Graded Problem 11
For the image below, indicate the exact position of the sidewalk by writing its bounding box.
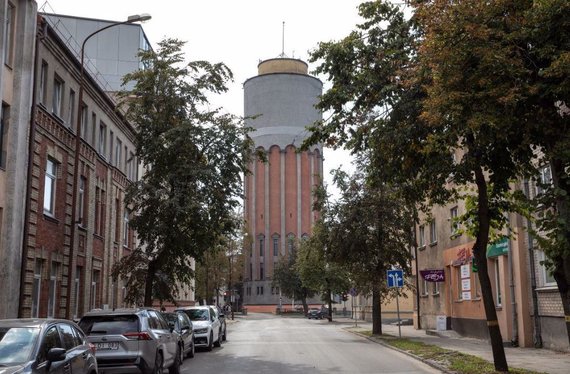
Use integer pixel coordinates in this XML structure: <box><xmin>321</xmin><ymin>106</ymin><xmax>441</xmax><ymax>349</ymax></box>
<box><xmin>334</xmin><ymin>317</ymin><xmax>570</xmax><ymax>374</ymax></box>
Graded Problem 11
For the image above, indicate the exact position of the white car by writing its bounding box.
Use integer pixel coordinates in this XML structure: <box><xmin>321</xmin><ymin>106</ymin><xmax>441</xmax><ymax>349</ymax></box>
<box><xmin>175</xmin><ymin>306</ymin><xmax>221</xmax><ymax>351</ymax></box>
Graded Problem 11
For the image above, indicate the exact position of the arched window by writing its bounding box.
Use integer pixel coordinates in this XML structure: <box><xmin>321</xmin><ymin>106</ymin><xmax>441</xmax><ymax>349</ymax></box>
<box><xmin>258</xmin><ymin>234</ymin><xmax>265</xmax><ymax>257</ymax></box>
<box><xmin>272</xmin><ymin>234</ymin><xmax>280</xmax><ymax>257</ymax></box>
<box><xmin>287</xmin><ymin>233</ymin><xmax>296</xmax><ymax>254</ymax></box>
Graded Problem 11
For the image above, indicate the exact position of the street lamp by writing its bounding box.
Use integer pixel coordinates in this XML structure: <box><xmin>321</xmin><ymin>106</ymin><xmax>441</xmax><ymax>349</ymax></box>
<box><xmin>66</xmin><ymin>13</ymin><xmax>151</xmax><ymax>319</ymax></box>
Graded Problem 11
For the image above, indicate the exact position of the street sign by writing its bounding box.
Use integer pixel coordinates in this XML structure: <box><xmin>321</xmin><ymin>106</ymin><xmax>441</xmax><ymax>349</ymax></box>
<box><xmin>387</xmin><ymin>269</ymin><xmax>404</xmax><ymax>288</ymax></box>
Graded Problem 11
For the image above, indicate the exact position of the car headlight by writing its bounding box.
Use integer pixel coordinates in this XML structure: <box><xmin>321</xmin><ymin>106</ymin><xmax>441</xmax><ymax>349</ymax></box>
<box><xmin>194</xmin><ymin>328</ymin><xmax>208</xmax><ymax>334</ymax></box>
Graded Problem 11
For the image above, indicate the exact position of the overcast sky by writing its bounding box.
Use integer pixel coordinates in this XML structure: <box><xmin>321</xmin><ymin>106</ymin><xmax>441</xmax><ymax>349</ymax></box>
<box><xmin>41</xmin><ymin>0</ymin><xmax>365</xmax><ymax>194</ymax></box>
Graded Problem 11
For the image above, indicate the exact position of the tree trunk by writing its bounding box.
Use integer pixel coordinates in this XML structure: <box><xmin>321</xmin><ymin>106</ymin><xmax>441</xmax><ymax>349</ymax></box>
<box><xmin>553</xmin><ymin>255</ymin><xmax>570</xmax><ymax>345</ymax></box>
<box><xmin>327</xmin><ymin>288</ymin><xmax>333</xmax><ymax>322</ymax></box>
<box><xmin>144</xmin><ymin>260</ymin><xmax>157</xmax><ymax>307</ymax></box>
<box><xmin>474</xmin><ymin>166</ymin><xmax>508</xmax><ymax>372</ymax></box>
<box><xmin>372</xmin><ymin>285</ymin><xmax>382</xmax><ymax>335</ymax></box>
<box><xmin>301</xmin><ymin>294</ymin><xmax>309</xmax><ymax>315</ymax></box>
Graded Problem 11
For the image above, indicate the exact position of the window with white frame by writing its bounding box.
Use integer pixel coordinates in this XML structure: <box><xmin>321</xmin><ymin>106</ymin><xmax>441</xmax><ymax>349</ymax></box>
<box><xmin>539</xmin><ymin>250</ymin><xmax>556</xmax><ymax>286</ymax></box>
<box><xmin>123</xmin><ymin>210</ymin><xmax>130</xmax><ymax>247</ymax></box>
<box><xmin>457</xmin><ymin>266</ymin><xmax>463</xmax><ymax>300</ymax></box>
<box><xmin>80</xmin><ymin>104</ymin><xmax>88</xmax><ymax>138</ymax></box>
<box><xmin>420</xmin><ymin>279</ymin><xmax>428</xmax><ymax>296</ymax></box>
<box><xmin>43</xmin><ymin>158</ymin><xmax>57</xmax><ymax>216</ymax></box>
<box><xmin>47</xmin><ymin>261</ymin><xmax>59</xmax><ymax>318</ymax></box>
<box><xmin>419</xmin><ymin>225</ymin><xmax>425</xmax><ymax>247</ymax></box>
<box><xmin>73</xmin><ymin>266</ymin><xmax>82</xmax><ymax>319</ymax></box>
<box><xmin>52</xmin><ymin>76</ymin><xmax>63</xmax><ymax>117</ymax></box>
<box><xmin>272</xmin><ymin>234</ymin><xmax>279</xmax><ymax>257</ymax></box>
<box><xmin>450</xmin><ymin>206</ymin><xmax>459</xmax><ymax>236</ymax></box>
<box><xmin>78</xmin><ymin>176</ymin><xmax>86</xmax><ymax>226</ymax></box>
<box><xmin>91</xmin><ymin>113</ymin><xmax>97</xmax><ymax>145</ymax></box>
<box><xmin>31</xmin><ymin>259</ymin><xmax>43</xmax><ymax>318</ymax></box>
<box><xmin>432</xmin><ymin>281</ymin><xmax>440</xmax><ymax>295</ymax></box>
<box><xmin>429</xmin><ymin>220</ymin><xmax>437</xmax><ymax>244</ymax></box>
<box><xmin>90</xmin><ymin>270</ymin><xmax>100</xmax><ymax>310</ymax></box>
<box><xmin>494</xmin><ymin>259</ymin><xmax>502</xmax><ymax>307</ymax></box>
<box><xmin>536</xmin><ymin>164</ymin><xmax>552</xmax><ymax>196</ymax></box>
<box><xmin>115</xmin><ymin>138</ymin><xmax>122</xmax><ymax>169</ymax></box>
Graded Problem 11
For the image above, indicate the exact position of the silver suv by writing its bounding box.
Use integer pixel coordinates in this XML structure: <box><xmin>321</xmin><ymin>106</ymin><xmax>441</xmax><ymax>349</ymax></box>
<box><xmin>79</xmin><ymin>308</ymin><xmax>180</xmax><ymax>374</ymax></box>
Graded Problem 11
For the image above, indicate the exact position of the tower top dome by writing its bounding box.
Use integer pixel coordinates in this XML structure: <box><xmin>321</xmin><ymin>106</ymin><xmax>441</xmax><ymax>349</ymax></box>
<box><xmin>257</xmin><ymin>58</ymin><xmax>308</xmax><ymax>75</ymax></box>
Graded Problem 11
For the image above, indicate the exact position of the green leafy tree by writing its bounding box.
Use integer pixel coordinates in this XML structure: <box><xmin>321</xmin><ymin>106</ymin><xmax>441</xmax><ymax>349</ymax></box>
<box><xmin>113</xmin><ymin>39</ymin><xmax>254</xmax><ymax>306</ymax></box>
<box><xmin>295</xmin><ymin>219</ymin><xmax>352</xmax><ymax>320</ymax></box>
<box><xmin>272</xmin><ymin>244</ymin><xmax>317</xmax><ymax>314</ymax></box>
<box><xmin>195</xmin><ymin>245</ymin><xmax>228</xmax><ymax>305</ymax></box>
<box><xmin>324</xmin><ymin>165</ymin><xmax>414</xmax><ymax>334</ymax></box>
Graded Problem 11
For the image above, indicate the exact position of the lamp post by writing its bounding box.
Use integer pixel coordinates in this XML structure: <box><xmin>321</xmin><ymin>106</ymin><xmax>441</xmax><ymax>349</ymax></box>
<box><xmin>66</xmin><ymin>13</ymin><xmax>151</xmax><ymax>319</ymax></box>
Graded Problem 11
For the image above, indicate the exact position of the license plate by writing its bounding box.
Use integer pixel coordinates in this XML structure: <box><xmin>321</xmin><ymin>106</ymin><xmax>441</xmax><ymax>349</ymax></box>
<box><xmin>96</xmin><ymin>342</ymin><xmax>119</xmax><ymax>350</ymax></box>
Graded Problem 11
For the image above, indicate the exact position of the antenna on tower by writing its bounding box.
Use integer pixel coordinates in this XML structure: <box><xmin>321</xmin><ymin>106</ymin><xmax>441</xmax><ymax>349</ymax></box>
<box><xmin>279</xmin><ymin>21</ymin><xmax>286</xmax><ymax>58</ymax></box>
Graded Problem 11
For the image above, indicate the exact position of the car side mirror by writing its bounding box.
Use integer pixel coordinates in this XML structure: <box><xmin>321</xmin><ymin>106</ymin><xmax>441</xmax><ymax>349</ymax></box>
<box><xmin>47</xmin><ymin>347</ymin><xmax>66</xmax><ymax>362</ymax></box>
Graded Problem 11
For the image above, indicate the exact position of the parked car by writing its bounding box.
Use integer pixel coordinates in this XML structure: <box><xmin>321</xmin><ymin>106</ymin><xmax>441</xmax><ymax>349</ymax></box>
<box><xmin>175</xmin><ymin>306</ymin><xmax>221</xmax><ymax>351</ymax></box>
<box><xmin>162</xmin><ymin>312</ymin><xmax>195</xmax><ymax>360</ymax></box>
<box><xmin>212</xmin><ymin>305</ymin><xmax>227</xmax><ymax>342</ymax></box>
<box><xmin>0</xmin><ymin>318</ymin><xmax>98</xmax><ymax>373</ymax></box>
<box><xmin>79</xmin><ymin>308</ymin><xmax>180</xmax><ymax>374</ymax></box>
<box><xmin>307</xmin><ymin>309</ymin><xmax>323</xmax><ymax>319</ymax></box>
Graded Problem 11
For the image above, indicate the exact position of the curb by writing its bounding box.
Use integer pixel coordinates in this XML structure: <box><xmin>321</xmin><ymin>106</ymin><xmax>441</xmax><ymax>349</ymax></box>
<box><xmin>345</xmin><ymin>328</ymin><xmax>454</xmax><ymax>374</ymax></box>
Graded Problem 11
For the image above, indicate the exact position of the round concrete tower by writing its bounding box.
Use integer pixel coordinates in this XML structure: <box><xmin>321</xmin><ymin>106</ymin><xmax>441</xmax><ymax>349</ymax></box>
<box><xmin>242</xmin><ymin>58</ymin><xmax>323</xmax><ymax>311</ymax></box>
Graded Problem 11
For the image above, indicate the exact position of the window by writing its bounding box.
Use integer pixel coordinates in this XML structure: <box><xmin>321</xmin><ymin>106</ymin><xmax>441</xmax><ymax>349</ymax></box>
<box><xmin>90</xmin><ymin>270</ymin><xmax>100</xmax><ymax>310</ymax></box>
<box><xmin>43</xmin><ymin>159</ymin><xmax>57</xmax><ymax>216</ymax></box>
<box><xmin>73</xmin><ymin>266</ymin><xmax>82</xmax><ymax>319</ymax></box>
<box><xmin>47</xmin><ymin>261</ymin><xmax>59</xmax><ymax>318</ymax></box>
<box><xmin>450</xmin><ymin>207</ymin><xmax>459</xmax><ymax>236</ymax></box>
<box><xmin>67</xmin><ymin>89</ymin><xmax>75</xmax><ymax>128</ymax></box>
<box><xmin>99</xmin><ymin>189</ymin><xmax>106</xmax><ymax>236</ymax></box>
<box><xmin>59</xmin><ymin>323</ymin><xmax>79</xmax><ymax>351</ymax></box>
<box><xmin>115</xmin><ymin>198</ymin><xmax>121</xmax><ymax>242</ymax></box>
<box><xmin>98</xmin><ymin>122</ymin><xmax>107</xmax><ymax>155</ymax></box>
<box><xmin>115</xmin><ymin>138</ymin><xmax>122</xmax><ymax>169</ymax></box>
<box><xmin>80</xmin><ymin>104</ymin><xmax>88</xmax><ymax>138</ymax></box>
<box><xmin>109</xmin><ymin>131</ymin><xmax>114</xmax><ymax>165</ymax></box>
<box><xmin>38</xmin><ymin>326</ymin><xmax>62</xmax><ymax>363</ymax></box>
<box><xmin>494</xmin><ymin>259</ymin><xmax>502</xmax><ymax>307</ymax></box>
<box><xmin>249</xmin><ymin>263</ymin><xmax>252</xmax><ymax>280</ymax></box>
<box><xmin>258</xmin><ymin>235</ymin><xmax>265</xmax><ymax>257</ymax></box>
<box><xmin>260</xmin><ymin>262</ymin><xmax>264</xmax><ymax>280</ymax></box>
<box><xmin>287</xmin><ymin>234</ymin><xmax>295</xmax><ymax>254</ymax></box>
<box><xmin>0</xmin><ymin>103</ymin><xmax>9</xmax><ymax>169</ymax></box>
<box><xmin>429</xmin><ymin>220</ymin><xmax>437</xmax><ymax>244</ymax></box>
<box><xmin>260</xmin><ymin>286</ymin><xmax>264</xmax><ymax>295</ymax></box>
<box><xmin>432</xmin><ymin>281</ymin><xmax>440</xmax><ymax>295</ymax></box>
<box><xmin>32</xmin><ymin>259</ymin><xmax>43</xmax><ymax>318</ymax></box>
<box><xmin>91</xmin><ymin>113</ymin><xmax>97</xmax><ymax>146</ymax></box>
<box><xmin>94</xmin><ymin>187</ymin><xmax>101</xmax><ymax>235</ymax></box>
<box><xmin>123</xmin><ymin>210</ymin><xmax>130</xmax><ymax>247</ymax></box>
<box><xmin>473</xmin><ymin>273</ymin><xmax>481</xmax><ymax>298</ymax></box>
<box><xmin>52</xmin><ymin>76</ymin><xmax>63</xmax><ymax>117</ymax></box>
<box><xmin>272</xmin><ymin>235</ymin><xmax>279</xmax><ymax>257</ymax></box>
<box><xmin>39</xmin><ymin>61</ymin><xmax>48</xmax><ymax>105</ymax></box>
<box><xmin>536</xmin><ymin>164</ymin><xmax>552</xmax><ymax>196</ymax></box>
<box><xmin>78</xmin><ymin>176</ymin><xmax>86</xmax><ymax>226</ymax></box>
<box><xmin>457</xmin><ymin>266</ymin><xmax>463</xmax><ymax>300</ymax></box>
<box><xmin>3</xmin><ymin>3</ymin><xmax>15</xmax><ymax>65</ymax></box>
<box><xmin>418</xmin><ymin>225</ymin><xmax>425</xmax><ymax>247</ymax></box>
<box><xmin>539</xmin><ymin>250</ymin><xmax>556</xmax><ymax>286</ymax></box>
<box><xmin>420</xmin><ymin>279</ymin><xmax>428</xmax><ymax>296</ymax></box>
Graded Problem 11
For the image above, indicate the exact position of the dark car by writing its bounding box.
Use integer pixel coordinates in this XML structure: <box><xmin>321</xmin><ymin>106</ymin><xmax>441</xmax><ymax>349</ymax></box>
<box><xmin>0</xmin><ymin>318</ymin><xmax>98</xmax><ymax>374</ymax></box>
<box><xmin>307</xmin><ymin>309</ymin><xmax>323</xmax><ymax>319</ymax></box>
<box><xmin>162</xmin><ymin>312</ymin><xmax>195</xmax><ymax>360</ymax></box>
<box><xmin>79</xmin><ymin>308</ymin><xmax>180</xmax><ymax>374</ymax></box>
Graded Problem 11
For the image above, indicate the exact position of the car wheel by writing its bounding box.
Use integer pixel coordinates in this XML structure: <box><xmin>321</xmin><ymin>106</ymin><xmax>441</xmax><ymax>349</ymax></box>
<box><xmin>168</xmin><ymin>346</ymin><xmax>181</xmax><ymax>374</ymax></box>
<box><xmin>188</xmin><ymin>339</ymin><xmax>195</xmax><ymax>358</ymax></box>
<box><xmin>206</xmin><ymin>332</ymin><xmax>213</xmax><ymax>351</ymax></box>
<box><xmin>152</xmin><ymin>352</ymin><xmax>164</xmax><ymax>374</ymax></box>
<box><xmin>222</xmin><ymin>326</ymin><xmax>227</xmax><ymax>341</ymax></box>
<box><xmin>214</xmin><ymin>330</ymin><xmax>221</xmax><ymax>347</ymax></box>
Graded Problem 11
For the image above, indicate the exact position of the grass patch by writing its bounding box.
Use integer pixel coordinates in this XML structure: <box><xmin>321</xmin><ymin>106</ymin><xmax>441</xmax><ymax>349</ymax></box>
<box><xmin>353</xmin><ymin>330</ymin><xmax>545</xmax><ymax>374</ymax></box>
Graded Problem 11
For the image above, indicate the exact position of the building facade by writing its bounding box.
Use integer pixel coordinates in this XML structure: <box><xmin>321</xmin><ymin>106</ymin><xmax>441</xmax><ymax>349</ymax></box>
<box><xmin>0</xmin><ymin>0</ymin><xmax>37</xmax><ymax>319</ymax></box>
<box><xmin>243</xmin><ymin>58</ymin><xmax>323</xmax><ymax>312</ymax></box>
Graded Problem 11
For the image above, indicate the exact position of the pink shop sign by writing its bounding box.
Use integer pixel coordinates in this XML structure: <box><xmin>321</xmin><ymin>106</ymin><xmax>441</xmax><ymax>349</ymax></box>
<box><xmin>420</xmin><ymin>269</ymin><xmax>445</xmax><ymax>282</ymax></box>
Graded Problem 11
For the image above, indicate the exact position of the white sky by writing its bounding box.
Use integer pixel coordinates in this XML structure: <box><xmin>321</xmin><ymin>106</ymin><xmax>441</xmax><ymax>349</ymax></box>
<box><xmin>40</xmin><ymin>0</ymin><xmax>364</xmax><ymax>195</ymax></box>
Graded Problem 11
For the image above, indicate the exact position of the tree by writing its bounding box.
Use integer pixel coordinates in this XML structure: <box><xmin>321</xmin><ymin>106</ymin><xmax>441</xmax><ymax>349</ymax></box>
<box><xmin>195</xmin><ymin>246</ymin><xmax>228</xmax><ymax>305</ymax></box>
<box><xmin>306</xmin><ymin>1</ymin><xmax>548</xmax><ymax>370</ymax></box>
<box><xmin>113</xmin><ymin>39</ymin><xmax>254</xmax><ymax>306</ymax></box>
<box><xmin>272</xmin><ymin>244</ymin><xmax>317</xmax><ymax>314</ymax></box>
<box><xmin>324</xmin><ymin>165</ymin><xmax>414</xmax><ymax>334</ymax></box>
<box><xmin>295</xmin><ymin>219</ymin><xmax>352</xmax><ymax>321</ymax></box>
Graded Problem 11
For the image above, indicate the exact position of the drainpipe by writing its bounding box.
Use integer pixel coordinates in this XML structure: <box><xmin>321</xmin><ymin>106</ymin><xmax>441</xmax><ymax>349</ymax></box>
<box><xmin>19</xmin><ymin>15</ymin><xmax>45</xmax><ymax>317</ymax></box>
<box><xmin>507</xmin><ymin>214</ymin><xmax>519</xmax><ymax>347</ymax></box>
<box><xmin>524</xmin><ymin>179</ymin><xmax>543</xmax><ymax>348</ymax></box>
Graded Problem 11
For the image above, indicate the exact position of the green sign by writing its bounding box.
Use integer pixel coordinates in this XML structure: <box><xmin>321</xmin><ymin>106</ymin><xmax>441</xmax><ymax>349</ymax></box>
<box><xmin>487</xmin><ymin>237</ymin><xmax>509</xmax><ymax>258</ymax></box>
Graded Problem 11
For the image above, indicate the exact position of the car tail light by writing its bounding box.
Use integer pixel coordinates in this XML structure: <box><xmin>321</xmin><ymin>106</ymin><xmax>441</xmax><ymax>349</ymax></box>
<box><xmin>89</xmin><ymin>342</ymin><xmax>96</xmax><ymax>353</ymax></box>
<box><xmin>123</xmin><ymin>332</ymin><xmax>152</xmax><ymax>340</ymax></box>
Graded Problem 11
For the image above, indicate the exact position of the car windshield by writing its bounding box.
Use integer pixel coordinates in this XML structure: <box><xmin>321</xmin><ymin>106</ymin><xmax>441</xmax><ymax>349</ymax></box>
<box><xmin>183</xmin><ymin>309</ymin><xmax>209</xmax><ymax>321</ymax></box>
<box><xmin>79</xmin><ymin>315</ymin><xmax>139</xmax><ymax>335</ymax></box>
<box><xmin>0</xmin><ymin>327</ymin><xmax>39</xmax><ymax>365</ymax></box>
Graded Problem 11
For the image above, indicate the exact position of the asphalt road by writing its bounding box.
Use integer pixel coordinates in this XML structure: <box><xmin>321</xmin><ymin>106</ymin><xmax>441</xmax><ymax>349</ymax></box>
<box><xmin>179</xmin><ymin>313</ymin><xmax>441</xmax><ymax>374</ymax></box>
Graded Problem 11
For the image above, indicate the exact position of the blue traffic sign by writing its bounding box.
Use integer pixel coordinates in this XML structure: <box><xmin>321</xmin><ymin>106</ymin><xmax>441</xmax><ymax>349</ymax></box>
<box><xmin>387</xmin><ymin>269</ymin><xmax>404</xmax><ymax>288</ymax></box>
